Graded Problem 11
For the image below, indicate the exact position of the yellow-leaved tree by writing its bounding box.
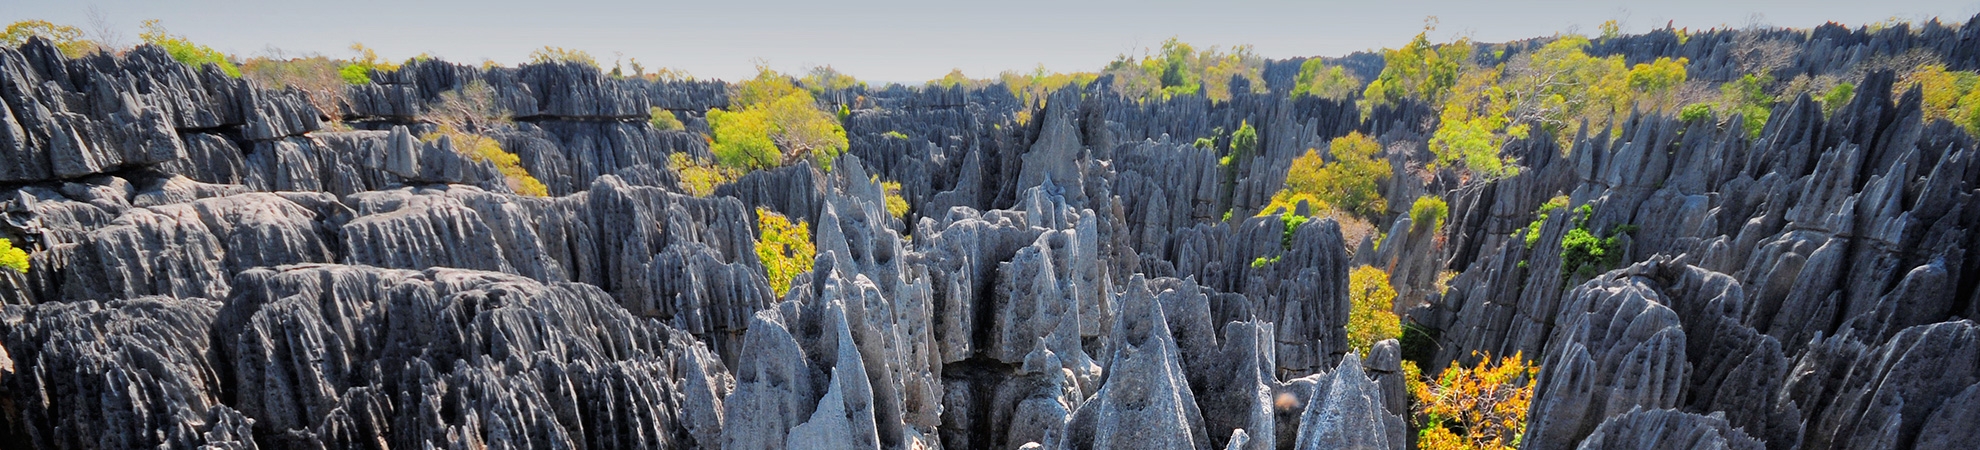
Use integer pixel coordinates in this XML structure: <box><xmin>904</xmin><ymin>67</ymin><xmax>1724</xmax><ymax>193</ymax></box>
<box><xmin>1901</xmin><ymin>64</ymin><xmax>1980</xmax><ymax>135</ymax></box>
<box><xmin>0</xmin><ymin>238</ymin><xmax>28</xmax><ymax>273</ymax></box>
<box><xmin>1346</xmin><ymin>266</ymin><xmax>1401</xmax><ymax>355</ymax></box>
<box><xmin>755</xmin><ymin>208</ymin><xmax>815</xmax><ymax>296</ymax></box>
<box><xmin>420</xmin><ymin>81</ymin><xmax>548</xmax><ymax>196</ymax></box>
<box><xmin>2</xmin><ymin>20</ymin><xmax>96</xmax><ymax>58</ymax></box>
<box><xmin>1414</xmin><ymin>352</ymin><xmax>1539</xmax><ymax>450</ymax></box>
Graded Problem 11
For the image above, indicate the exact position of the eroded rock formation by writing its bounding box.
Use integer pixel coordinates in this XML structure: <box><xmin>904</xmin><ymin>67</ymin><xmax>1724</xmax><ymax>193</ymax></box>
<box><xmin>1</xmin><ymin>16</ymin><xmax>1978</xmax><ymax>450</ymax></box>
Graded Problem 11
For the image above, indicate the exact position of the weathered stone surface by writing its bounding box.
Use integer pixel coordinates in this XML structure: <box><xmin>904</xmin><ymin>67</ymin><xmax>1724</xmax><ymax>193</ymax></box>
<box><xmin>5</xmin><ymin>20</ymin><xmax>1980</xmax><ymax>450</ymax></box>
<box><xmin>1290</xmin><ymin>353</ymin><xmax>1406</xmax><ymax>450</ymax></box>
<box><xmin>1058</xmin><ymin>275</ymin><xmax>1211</xmax><ymax>450</ymax></box>
<box><xmin>1574</xmin><ymin>407</ymin><xmax>1765</xmax><ymax>450</ymax></box>
<box><xmin>0</xmin><ymin>297</ymin><xmax>246</xmax><ymax>449</ymax></box>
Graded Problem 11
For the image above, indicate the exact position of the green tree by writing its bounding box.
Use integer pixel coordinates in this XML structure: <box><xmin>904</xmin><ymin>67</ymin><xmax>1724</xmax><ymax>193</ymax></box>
<box><xmin>1265</xmin><ymin>132</ymin><xmax>1392</xmax><ymax>218</ymax></box>
<box><xmin>0</xmin><ymin>238</ymin><xmax>27</xmax><ymax>273</ymax></box>
<box><xmin>712</xmin><ymin>67</ymin><xmax>849</xmax><ymax>171</ymax></box>
<box><xmin>2</xmin><ymin>20</ymin><xmax>96</xmax><ymax>57</ymax></box>
<box><xmin>1361</xmin><ymin>21</ymin><xmax>1473</xmax><ymax>110</ymax></box>
<box><xmin>929</xmin><ymin>68</ymin><xmax>978</xmax><ymax>89</ymax></box>
<box><xmin>139</xmin><ymin>20</ymin><xmax>239</xmax><ymax>77</ymax></box>
<box><xmin>1292</xmin><ymin>59</ymin><xmax>1363</xmax><ymax>100</ymax></box>
<box><xmin>709</xmin><ymin>107</ymin><xmax>780</xmax><ymax>170</ymax></box>
<box><xmin>1624</xmin><ymin>56</ymin><xmax>1690</xmax><ymax>111</ymax></box>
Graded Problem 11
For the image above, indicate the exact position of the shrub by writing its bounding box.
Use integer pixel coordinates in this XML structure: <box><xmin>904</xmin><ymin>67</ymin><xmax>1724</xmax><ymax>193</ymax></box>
<box><xmin>2</xmin><ymin>20</ymin><xmax>96</xmax><ymax>57</ymax></box>
<box><xmin>421</xmin><ymin>81</ymin><xmax>531</xmax><ymax>194</ymax></box>
<box><xmin>649</xmin><ymin>107</ymin><xmax>684</xmax><ymax>131</ymax></box>
<box><xmin>756</xmin><ymin>208</ymin><xmax>815</xmax><ymax>296</ymax></box>
<box><xmin>424</xmin><ymin>124</ymin><xmax>548</xmax><ymax>197</ymax></box>
<box><xmin>1279</xmin><ymin>213</ymin><xmax>1310</xmax><ymax>250</ymax></box>
<box><xmin>424</xmin><ymin>80</ymin><xmax>509</xmax><ymax>131</ymax></box>
<box><xmin>1719</xmin><ymin>73</ymin><xmax>1775</xmax><ymax>139</ymax></box>
<box><xmin>1820</xmin><ymin>82</ymin><xmax>1855</xmax><ymax>117</ymax></box>
<box><xmin>1292</xmin><ymin>59</ymin><xmax>1363</xmax><ymax>100</ymax></box>
<box><xmin>1522</xmin><ymin>196</ymin><xmax>1570</xmax><ymax>249</ymax></box>
<box><xmin>1411</xmin><ymin>195</ymin><xmax>1449</xmax><ymax>232</ymax></box>
<box><xmin>1558</xmin><ymin>204</ymin><xmax>1634</xmax><ymax>282</ymax></box>
<box><xmin>1413</xmin><ymin>352</ymin><xmax>1539</xmax><ymax>450</ymax></box>
<box><xmin>929</xmin><ymin>69</ymin><xmax>978</xmax><ymax>90</ymax></box>
<box><xmin>1265</xmin><ymin>132</ymin><xmax>1391</xmax><ymax>218</ymax></box>
<box><xmin>1678</xmin><ymin>102</ymin><xmax>1715</xmax><ymax>122</ymax></box>
<box><xmin>140</xmin><ymin>20</ymin><xmax>239</xmax><ymax>77</ymax></box>
<box><xmin>1229</xmin><ymin>121</ymin><xmax>1258</xmax><ymax>161</ymax></box>
<box><xmin>0</xmin><ymin>238</ymin><xmax>28</xmax><ymax>273</ymax></box>
<box><xmin>242</xmin><ymin>55</ymin><xmax>350</xmax><ymax>120</ymax></box>
<box><xmin>1346</xmin><ymin>266</ymin><xmax>1402</xmax><ymax>355</ymax></box>
<box><xmin>1194</xmin><ymin>136</ymin><xmax>1216</xmax><ymax>150</ymax></box>
<box><xmin>883</xmin><ymin>130</ymin><xmax>909</xmax><ymax>140</ymax></box>
<box><xmin>880</xmin><ymin>180</ymin><xmax>910</xmax><ymax>219</ymax></box>
<box><xmin>669</xmin><ymin>153</ymin><xmax>741</xmax><ymax>197</ymax></box>
<box><xmin>528</xmin><ymin>46</ymin><xmax>598</xmax><ymax>67</ymax></box>
<box><xmin>340</xmin><ymin>43</ymin><xmax>400</xmax><ymax>85</ymax></box>
<box><xmin>1899</xmin><ymin>64</ymin><xmax>1980</xmax><ymax>135</ymax></box>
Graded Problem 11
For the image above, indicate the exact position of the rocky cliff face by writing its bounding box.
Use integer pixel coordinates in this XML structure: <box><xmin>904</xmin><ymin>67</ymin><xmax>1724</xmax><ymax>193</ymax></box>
<box><xmin>2</xmin><ymin>17</ymin><xmax>1979</xmax><ymax>450</ymax></box>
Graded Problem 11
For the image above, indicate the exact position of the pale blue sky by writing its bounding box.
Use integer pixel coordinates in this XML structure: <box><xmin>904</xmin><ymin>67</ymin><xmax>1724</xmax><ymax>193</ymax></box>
<box><xmin>4</xmin><ymin>1</ymin><xmax>1976</xmax><ymax>83</ymax></box>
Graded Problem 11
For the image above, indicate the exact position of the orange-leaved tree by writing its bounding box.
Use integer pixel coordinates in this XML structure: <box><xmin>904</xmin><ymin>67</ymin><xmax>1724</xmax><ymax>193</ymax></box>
<box><xmin>1413</xmin><ymin>352</ymin><xmax>1539</xmax><ymax>450</ymax></box>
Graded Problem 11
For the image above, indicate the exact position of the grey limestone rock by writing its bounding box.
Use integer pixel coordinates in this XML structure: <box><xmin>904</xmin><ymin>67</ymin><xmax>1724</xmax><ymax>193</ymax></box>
<box><xmin>1573</xmin><ymin>408</ymin><xmax>1765</xmax><ymax>450</ymax></box>
<box><xmin>1057</xmin><ymin>275</ymin><xmax>1211</xmax><ymax>450</ymax></box>
<box><xmin>1290</xmin><ymin>354</ymin><xmax>1406</xmax><ymax>450</ymax></box>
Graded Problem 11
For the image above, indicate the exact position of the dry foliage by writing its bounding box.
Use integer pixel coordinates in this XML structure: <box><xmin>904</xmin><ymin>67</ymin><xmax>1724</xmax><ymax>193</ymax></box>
<box><xmin>1413</xmin><ymin>352</ymin><xmax>1539</xmax><ymax>450</ymax></box>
